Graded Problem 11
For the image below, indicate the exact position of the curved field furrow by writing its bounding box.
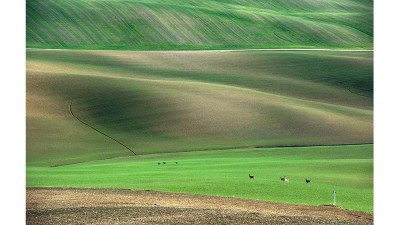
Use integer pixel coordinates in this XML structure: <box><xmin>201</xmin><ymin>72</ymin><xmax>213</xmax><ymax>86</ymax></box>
<box><xmin>69</xmin><ymin>102</ymin><xmax>137</xmax><ymax>155</ymax></box>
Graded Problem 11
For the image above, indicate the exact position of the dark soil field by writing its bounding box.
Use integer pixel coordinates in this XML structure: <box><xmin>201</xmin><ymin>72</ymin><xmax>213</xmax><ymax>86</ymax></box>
<box><xmin>26</xmin><ymin>187</ymin><xmax>373</xmax><ymax>224</ymax></box>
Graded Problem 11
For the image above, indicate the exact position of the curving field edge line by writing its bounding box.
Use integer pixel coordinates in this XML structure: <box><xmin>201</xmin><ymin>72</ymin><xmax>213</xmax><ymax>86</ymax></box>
<box><xmin>69</xmin><ymin>102</ymin><xmax>136</xmax><ymax>155</ymax></box>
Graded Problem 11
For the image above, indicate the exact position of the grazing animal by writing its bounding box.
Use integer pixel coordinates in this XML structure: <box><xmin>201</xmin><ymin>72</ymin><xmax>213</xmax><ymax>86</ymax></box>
<box><xmin>175</xmin><ymin>162</ymin><xmax>178</xmax><ymax>164</ymax></box>
<box><xmin>163</xmin><ymin>162</ymin><xmax>166</xmax><ymax>164</ymax></box>
<box><xmin>157</xmin><ymin>162</ymin><xmax>161</xmax><ymax>165</ymax></box>
<box><xmin>305</xmin><ymin>178</ymin><xmax>311</xmax><ymax>184</ymax></box>
<box><xmin>249</xmin><ymin>174</ymin><xmax>255</xmax><ymax>180</ymax></box>
<box><xmin>280</xmin><ymin>176</ymin><xmax>289</xmax><ymax>183</ymax></box>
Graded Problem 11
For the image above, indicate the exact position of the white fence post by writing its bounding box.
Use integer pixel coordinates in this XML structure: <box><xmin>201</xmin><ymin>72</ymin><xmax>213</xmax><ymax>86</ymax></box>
<box><xmin>333</xmin><ymin>191</ymin><xmax>336</xmax><ymax>206</ymax></box>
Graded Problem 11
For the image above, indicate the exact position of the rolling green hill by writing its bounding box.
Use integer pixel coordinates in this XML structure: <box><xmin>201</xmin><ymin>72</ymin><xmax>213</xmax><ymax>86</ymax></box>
<box><xmin>27</xmin><ymin>0</ymin><xmax>373</xmax><ymax>50</ymax></box>
<box><xmin>26</xmin><ymin>49</ymin><xmax>373</xmax><ymax>166</ymax></box>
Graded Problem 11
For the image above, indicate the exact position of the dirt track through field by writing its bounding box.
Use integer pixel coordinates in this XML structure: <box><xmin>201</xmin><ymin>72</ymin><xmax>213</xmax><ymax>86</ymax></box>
<box><xmin>27</xmin><ymin>187</ymin><xmax>373</xmax><ymax>224</ymax></box>
<box><xmin>68</xmin><ymin>102</ymin><xmax>136</xmax><ymax>155</ymax></box>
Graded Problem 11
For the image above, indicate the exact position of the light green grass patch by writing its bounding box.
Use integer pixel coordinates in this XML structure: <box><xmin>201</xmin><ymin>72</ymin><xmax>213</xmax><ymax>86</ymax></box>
<box><xmin>27</xmin><ymin>144</ymin><xmax>373</xmax><ymax>212</ymax></box>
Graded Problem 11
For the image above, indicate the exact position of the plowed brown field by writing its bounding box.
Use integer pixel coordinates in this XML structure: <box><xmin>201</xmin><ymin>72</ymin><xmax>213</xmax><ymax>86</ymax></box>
<box><xmin>26</xmin><ymin>187</ymin><xmax>372</xmax><ymax>224</ymax></box>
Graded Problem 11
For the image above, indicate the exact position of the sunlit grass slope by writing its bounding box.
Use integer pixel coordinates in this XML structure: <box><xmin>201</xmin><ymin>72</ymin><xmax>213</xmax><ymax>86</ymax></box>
<box><xmin>26</xmin><ymin>144</ymin><xmax>373</xmax><ymax>212</ymax></box>
<box><xmin>27</xmin><ymin>0</ymin><xmax>373</xmax><ymax>50</ymax></box>
<box><xmin>27</xmin><ymin>49</ymin><xmax>373</xmax><ymax>166</ymax></box>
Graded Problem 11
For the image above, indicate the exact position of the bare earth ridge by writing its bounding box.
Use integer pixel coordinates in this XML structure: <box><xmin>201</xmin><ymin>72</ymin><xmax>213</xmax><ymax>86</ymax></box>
<box><xmin>26</xmin><ymin>187</ymin><xmax>372</xmax><ymax>224</ymax></box>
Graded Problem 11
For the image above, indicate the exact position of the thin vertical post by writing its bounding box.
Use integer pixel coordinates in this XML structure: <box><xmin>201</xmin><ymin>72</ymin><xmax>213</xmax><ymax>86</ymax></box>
<box><xmin>333</xmin><ymin>191</ymin><xmax>336</xmax><ymax>205</ymax></box>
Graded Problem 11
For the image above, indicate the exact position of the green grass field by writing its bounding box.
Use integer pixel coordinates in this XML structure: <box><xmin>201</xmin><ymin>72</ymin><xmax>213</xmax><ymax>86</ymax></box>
<box><xmin>27</xmin><ymin>0</ymin><xmax>373</xmax><ymax>50</ymax></box>
<box><xmin>26</xmin><ymin>0</ymin><xmax>373</xmax><ymax>215</ymax></box>
<box><xmin>27</xmin><ymin>49</ymin><xmax>373</xmax><ymax>166</ymax></box>
<box><xmin>26</xmin><ymin>144</ymin><xmax>373</xmax><ymax>212</ymax></box>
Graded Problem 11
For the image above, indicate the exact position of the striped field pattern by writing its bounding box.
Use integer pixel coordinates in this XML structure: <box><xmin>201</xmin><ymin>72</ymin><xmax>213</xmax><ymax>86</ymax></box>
<box><xmin>27</xmin><ymin>0</ymin><xmax>373</xmax><ymax>50</ymax></box>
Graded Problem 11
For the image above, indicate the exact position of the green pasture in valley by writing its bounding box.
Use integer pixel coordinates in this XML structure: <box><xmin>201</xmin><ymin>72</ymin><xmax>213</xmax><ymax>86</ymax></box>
<box><xmin>26</xmin><ymin>49</ymin><xmax>373</xmax><ymax>166</ymax></box>
<box><xmin>26</xmin><ymin>144</ymin><xmax>373</xmax><ymax>212</ymax></box>
<box><xmin>27</xmin><ymin>0</ymin><xmax>372</xmax><ymax>50</ymax></box>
